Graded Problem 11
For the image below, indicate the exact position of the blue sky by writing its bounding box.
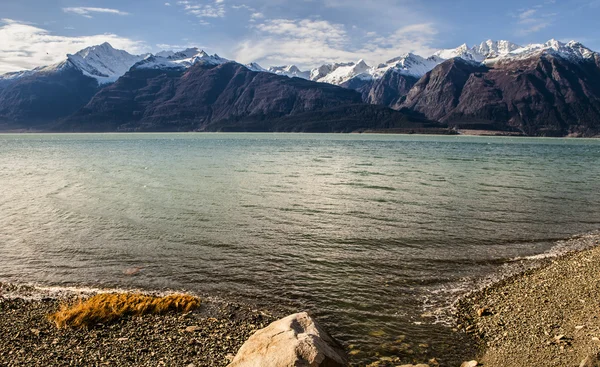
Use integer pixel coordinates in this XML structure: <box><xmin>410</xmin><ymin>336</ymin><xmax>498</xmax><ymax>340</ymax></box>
<box><xmin>1</xmin><ymin>0</ymin><xmax>599</xmax><ymax>73</ymax></box>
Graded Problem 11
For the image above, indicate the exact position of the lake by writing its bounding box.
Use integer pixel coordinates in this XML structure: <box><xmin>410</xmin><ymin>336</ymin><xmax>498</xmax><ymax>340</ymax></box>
<box><xmin>1</xmin><ymin>133</ymin><xmax>599</xmax><ymax>365</ymax></box>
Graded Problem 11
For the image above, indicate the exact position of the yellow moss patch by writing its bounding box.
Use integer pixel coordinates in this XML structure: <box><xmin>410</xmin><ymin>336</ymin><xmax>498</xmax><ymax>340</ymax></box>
<box><xmin>49</xmin><ymin>293</ymin><xmax>200</xmax><ymax>328</ymax></box>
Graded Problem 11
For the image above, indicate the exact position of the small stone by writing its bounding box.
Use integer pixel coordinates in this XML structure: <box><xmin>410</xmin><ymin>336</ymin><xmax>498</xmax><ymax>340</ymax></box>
<box><xmin>187</xmin><ymin>364</ymin><xmax>196</xmax><ymax>367</ymax></box>
<box><xmin>554</xmin><ymin>334</ymin><xmax>565</xmax><ymax>341</ymax></box>
<box><xmin>477</xmin><ymin>307</ymin><xmax>492</xmax><ymax>317</ymax></box>
<box><xmin>575</xmin><ymin>325</ymin><xmax>585</xmax><ymax>330</ymax></box>
<box><xmin>461</xmin><ymin>361</ymin><xmax>478</xmax><ymax>367</ymax></box>
<box><xmin>30</xmin><ymin>328</ymin><xmax>40</xmax><ymax>336</ymax></box>
<box><xmin>117</xmin><ymin>337</ymin><xmax>128</xmax><ymax>341</ymax></box>
<box><xmin>185</xmin><ymin>326</ymin><xmax>201</xmax><ymax>332</ymax></box>
<box><xmin>369</xmin><ymin>329</ymin><xmax>387</xmax><ymax>337</ymax></box>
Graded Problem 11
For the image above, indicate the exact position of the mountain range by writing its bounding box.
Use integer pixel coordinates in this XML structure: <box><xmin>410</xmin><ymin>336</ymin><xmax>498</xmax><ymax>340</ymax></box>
<box><xmin>1</xmin><ymin>39</ymin><xmax>599</xmax><ymax>136</ymax></box>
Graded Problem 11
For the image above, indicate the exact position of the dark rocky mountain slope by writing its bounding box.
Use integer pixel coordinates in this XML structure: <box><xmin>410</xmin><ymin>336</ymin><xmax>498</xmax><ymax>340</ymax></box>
<box><xmin>60</xmin><ymin>62</ymin><xmax>439</xmax><ymax>132</ymax></box>
<box><xmin>400</xmin><ymin>54</ymin><xmax>600</xmax><ymax>136</ymax></box>
<box><xmin>0</xmin><ymin>65</ymin><xmax>100</xmax><ymax>130</ymax></box>
<box><xmin>342</xmin><ymin>69</ymin><xmax>419</xmax><ymax>108</ymax></box>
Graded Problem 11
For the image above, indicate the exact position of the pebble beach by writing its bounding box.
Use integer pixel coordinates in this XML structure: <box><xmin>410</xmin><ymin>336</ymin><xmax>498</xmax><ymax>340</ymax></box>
<box><xmin>456</xmin><ymin>232</ymin><xmax>600</xmax><ymax>367</ymax></box>
<box><xmin>0</xmin><ymin>284</ymin><xmax>277</xmax><ymax>367</ymax></box>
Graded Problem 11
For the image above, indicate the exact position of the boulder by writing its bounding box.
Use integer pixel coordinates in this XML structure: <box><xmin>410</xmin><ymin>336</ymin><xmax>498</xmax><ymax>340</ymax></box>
<box><xmin>227</xmin><ymin>312</ymin><xmax>348</xmax><ymax>367</ymax></box>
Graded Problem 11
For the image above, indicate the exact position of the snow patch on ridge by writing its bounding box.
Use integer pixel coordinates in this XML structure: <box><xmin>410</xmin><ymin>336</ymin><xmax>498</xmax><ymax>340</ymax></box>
<box><xmin>66</xmin><ymin>42</ymin><xmax>149</xmax><ymax>84</ymax></box>
<box><xmin>267</xmin><ymin>65</ymin><xmax>310</xmax><ymax>79</ymax></box>
<box><xmin>316</xmin><ymin>59</ymin><xmax>372</xmax><ymax>85</ymax></box>
<box><xmin>134</xmin><ymin>48</ymin><xmax>228</xmax><ymax>70</ymax></box>
<box><xmin>495</xmin><ymin>39</ymin><xmax>597</xmax><ymax>63</ymax></box>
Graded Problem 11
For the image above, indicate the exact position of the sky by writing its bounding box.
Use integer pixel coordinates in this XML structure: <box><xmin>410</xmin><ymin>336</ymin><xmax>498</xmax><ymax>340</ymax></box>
<box><xmin>1</xmin><ymin>0</ymin><xmax>599</xmax><ymax>74</ymax></box>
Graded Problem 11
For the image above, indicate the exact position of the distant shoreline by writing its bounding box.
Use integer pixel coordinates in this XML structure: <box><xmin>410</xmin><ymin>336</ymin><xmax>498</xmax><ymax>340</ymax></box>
<box><xmin>0</xmin><ymin>130</ymin><xmax>598</xmax><ymax>138</ymax></box>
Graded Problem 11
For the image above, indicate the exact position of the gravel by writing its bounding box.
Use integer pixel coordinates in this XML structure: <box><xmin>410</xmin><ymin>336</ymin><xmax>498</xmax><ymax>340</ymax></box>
<box><xmin>455</xmin><ymin>232</ymin><xmax>600</xmax><ymax>367</ymax></box>
<box><xmin>0</xmin><ymin>284</ymin><xmax>278</xmax><ymax>367</ymax></box>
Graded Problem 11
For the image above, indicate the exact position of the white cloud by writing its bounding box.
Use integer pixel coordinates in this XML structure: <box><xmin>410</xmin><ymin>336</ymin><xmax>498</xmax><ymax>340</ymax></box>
<box><xmin>514</xmin><ymin>3</ymin><xmax>556</xmax><ymax>35</ymax></box>
<box><xmin>0</xmin><ymin>19</ymin><xmax>148</xmax><ymax>74</ymax></box>
<box><xmin>231</xmin><ymin>4</ymin><xmax>252</xmax><ymax>10</ymax></box>
<box><xmin>234</xmin><ymin>18</ymin><xmax>438</xmax><ymax>69</ymax></box>
<box><xmin>62</xmin><ymin>7</ymin><xmax>129</xmax><ymax>18</ymax></box>
<box><xmin>156</xmin><ymin>43</ymin><xmax>207</xmax><ymax>50</ymax></box>
<box><xmin>165</xmin><ymin>2</ymin><xmax>171</xmax><ymax>6</ymax></box>
<box><xmin>177</xmin><ymin>0</ymin><xmax>225</xmax><ymax>18</ymax></box>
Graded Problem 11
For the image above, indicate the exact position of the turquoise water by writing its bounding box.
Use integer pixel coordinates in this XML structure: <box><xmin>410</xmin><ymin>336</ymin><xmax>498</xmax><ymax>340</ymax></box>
<box><xmin>1</xmin><ymin>133</ymin><xmax>600</xmax><ymax>365</ymax></box>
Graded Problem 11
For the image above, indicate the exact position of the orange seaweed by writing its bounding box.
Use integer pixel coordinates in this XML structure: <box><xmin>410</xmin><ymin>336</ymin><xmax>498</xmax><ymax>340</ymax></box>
<box><xmin>49</xmin><ymin>293</ymin><xmax>200</xmax><ymax>328</ymax></box>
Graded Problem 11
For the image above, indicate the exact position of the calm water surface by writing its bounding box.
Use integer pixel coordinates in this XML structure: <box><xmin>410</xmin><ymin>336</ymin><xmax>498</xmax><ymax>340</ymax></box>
<box><xmin>1</xmin><ymin>133</ymin><xmax>600</xmax><ymax>365</ymax></box>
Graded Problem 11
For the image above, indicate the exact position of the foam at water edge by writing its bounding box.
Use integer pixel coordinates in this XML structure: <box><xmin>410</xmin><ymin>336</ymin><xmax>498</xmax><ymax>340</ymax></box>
<box><xmin>0</xmin><ymin>283</ymin><xmax>179</xmax><ymax>301</ymax></box>
<box><xmin>420</xmin><ymin>231</ymin><xmax>600</xmax><ymax>326</ymax></box>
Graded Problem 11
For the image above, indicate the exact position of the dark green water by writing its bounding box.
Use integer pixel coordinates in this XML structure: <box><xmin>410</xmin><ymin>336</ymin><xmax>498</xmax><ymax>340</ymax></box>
<box><xmin>1</xmin><ymin>133</ymin><xmax>599</xmax><ymax>365</ymax></box>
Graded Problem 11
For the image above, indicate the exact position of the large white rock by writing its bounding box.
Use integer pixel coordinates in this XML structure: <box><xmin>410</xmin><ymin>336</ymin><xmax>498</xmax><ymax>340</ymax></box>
<box><xmin>227</xmin><ymin>312</ymin><xmax>348</xmax><ymax>367</ymax></box>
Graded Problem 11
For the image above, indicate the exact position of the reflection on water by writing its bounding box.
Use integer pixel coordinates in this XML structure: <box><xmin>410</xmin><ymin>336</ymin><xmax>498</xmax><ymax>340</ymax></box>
<box><xmin>1</xmin><ymin>133</ymin><xmax>599</xmax><ymax>365</ymax></box>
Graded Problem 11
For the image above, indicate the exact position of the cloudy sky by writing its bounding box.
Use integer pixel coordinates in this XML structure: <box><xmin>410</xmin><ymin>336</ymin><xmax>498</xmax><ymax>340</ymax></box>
<box><xmin>1</xmin><ymin>0</ymin><xmax>599</xmax><ymax>73</ymax></box>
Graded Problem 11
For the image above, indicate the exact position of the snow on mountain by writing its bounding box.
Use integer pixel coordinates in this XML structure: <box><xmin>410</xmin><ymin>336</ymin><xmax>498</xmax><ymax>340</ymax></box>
<box><xmin>473</xmin><ymin>40</ymin><xmax>521</xmax><ymax>59</ymax></box>
<box><xmin>245</xmin><ymin>62</ymin><xmax>267</xmax><ymax>72</ymax></box>
<box><xmin>434</xmin><ymin>43</ymin><xmax>477</xmax><ymax>61</ymax></box>
<box><xmin>155</xmin><ymin>50</ymin><xmax>175</xmax><ymax>58</ymax></box>
<box><xmin>301</xmin><ymin>40</ymin><xmax>523</xmax><ymax>86</ymax></box>
<box><xmin>134</xmin><ymin>48</ymin><xmax>228</xmax><ymax>70</ymax></box>
<box><xmin>0</xmin><ymin>69</ymin><xmax>35</xmax><ymax>81</ymax></box>
<box><xmin>304</xmin><ymin>54</ymin><xmax>443</xmax><ymax>86</ymax></box>
<box><xmin>267</xmin><ymin>65</ymin><xmax>310</xmax><ymax>79</ymax></box>
<box><xmin>1</xmin><ymin>38</ymin><xmax>596</xmax><ymax>89</ymax></box>
<box><xmin>372</xmin><ymin>53</ymin><xmax>445</xmax><ymax>78</ymax></box>
<box><xmin>499</xmin><ymin>39</ymin><xmax>597</xmax><ymax>62</ymax></box>
<box><xmin>316</xmin><ymin>60</ymin><xmax>372</xmax><ymax>85</ymax></box>
<box><xmin>433</xmin><ymin>40</ymin><xmax>521</xmax><ymax>62</ymax></box>
<box><xmin>0</xmin><ymin>42</ymin><xmax>147</xmax><ymax>84</ymax></box>
<box><xmin>65</xmin><ymin>42</ymin><xmax>149</xmax><ymax>83</ymax></box>
<box><xmin>297</xmin><ymin>39</ymin><xmax>596</xmax><ymax>86</ymax></box>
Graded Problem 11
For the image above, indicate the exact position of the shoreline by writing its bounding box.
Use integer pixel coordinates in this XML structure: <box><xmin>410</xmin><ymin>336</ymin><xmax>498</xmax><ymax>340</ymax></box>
<box><xmin>2</xmin><ymin>232</ymin><xmax>599</xmax><ymax>366</ymax></box>
<box><xmin>455</xmin><ymin>232</ymin><xmax>600</xmax><ymax>367</ymax></box>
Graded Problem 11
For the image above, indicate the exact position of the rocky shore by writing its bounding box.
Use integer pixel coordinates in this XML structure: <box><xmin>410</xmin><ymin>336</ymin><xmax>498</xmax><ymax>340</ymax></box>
<box><xmin>2</xmin><ymin>232</ymin><xmax>599</xmax><ymax>367</ymax></box>
<box><xmin>0</xmin><ymin>283</ymin><xmax>277</xmax><ymax>367</ymax></box>
<box><xmin>456</xmin><ymin>232</ymin><xmax>600</xmax><ymax>367</ymax></box>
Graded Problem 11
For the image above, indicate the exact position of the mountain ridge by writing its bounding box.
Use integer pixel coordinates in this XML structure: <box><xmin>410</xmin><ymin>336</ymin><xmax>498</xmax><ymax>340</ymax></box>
<box><xmin>0</xmin><ymin>39</ymin><xmax>599</xmax><ymax>136</ymax></box>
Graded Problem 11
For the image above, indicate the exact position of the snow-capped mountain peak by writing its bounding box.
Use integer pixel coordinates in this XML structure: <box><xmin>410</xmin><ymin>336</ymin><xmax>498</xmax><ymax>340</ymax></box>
<box><xmin>473</xmin><ymin>40</ymin><xmax>522</xmax><ymax>59</ymax></box>
<box><xmin>169</xmin><ymin>47</ymin><xmax>204</xmax><ymax>60</ymax></box>
<box><xmin>245</xmin><ymin>62</ymin><xmax>267</xmax><ymax>72</ymax></box>
<box><xmin>267</xmin><ymin>65</ymin><xmax>311</xmax><ymax>79</ymax></box>
<box><xmin>134</xmin><ymin>48</ymin><xmax>228</xmax><ymax>70</ymax></box>
<box><xmin>66</xmin><ymin>42</ymin><xmax>148</xmax><ymax>84</ymax></box>
<box><xmin>315</xmin><ymin>59</ymin><xmax>373</xmax><ymax>85</ymax></box>
<box><xmin>500</xmin><ymin>39</ymin><xmax>597</xmax><ymax>63</ymax></box>
<box><xmin>373</xmin><ymin>53</ymin><xmax>444</xmax><ymax>78</ymax></box>
<box><xmin>434</xmin><ymin>43</ymin><xmax>474</xmax><ymax>60</ymax></box>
